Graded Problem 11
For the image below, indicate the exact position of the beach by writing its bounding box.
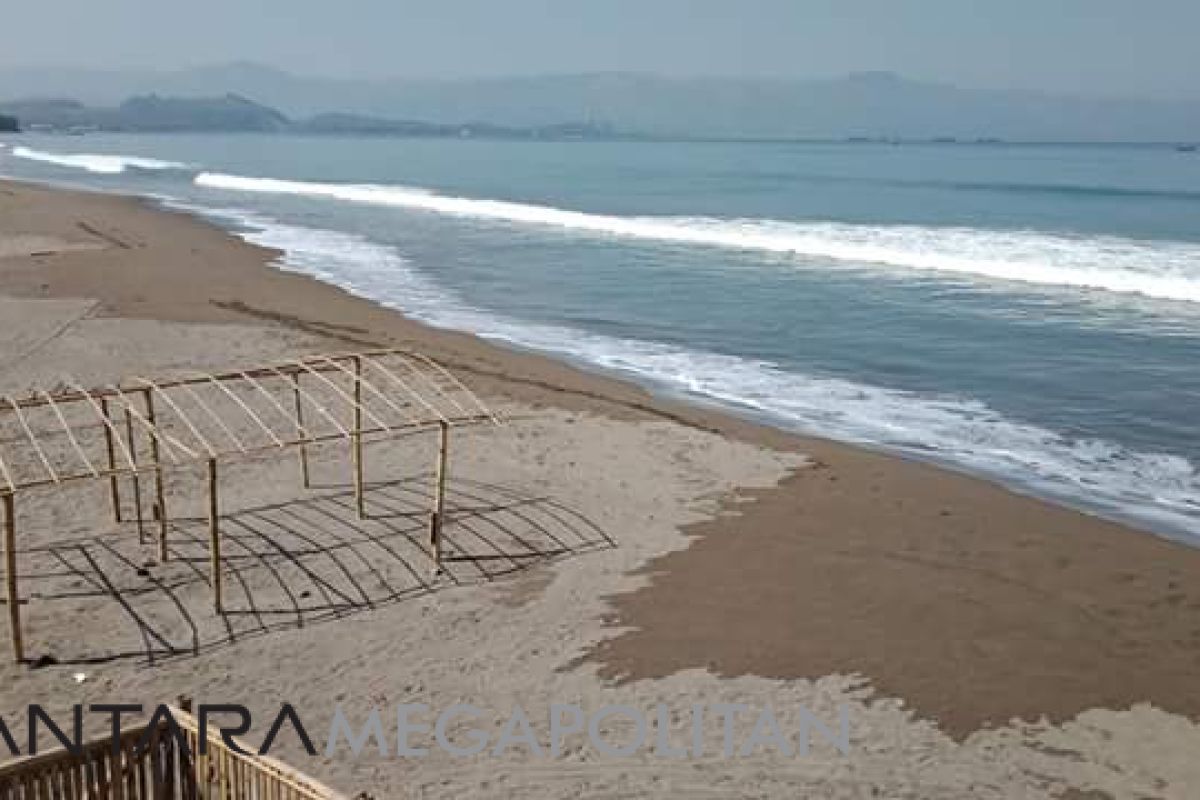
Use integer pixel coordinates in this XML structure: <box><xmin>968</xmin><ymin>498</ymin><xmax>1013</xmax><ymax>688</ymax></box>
<box><xmin>3</xmin><ymin>177</ymin><xmax>1200</xmax><ymax>797</ymax></box>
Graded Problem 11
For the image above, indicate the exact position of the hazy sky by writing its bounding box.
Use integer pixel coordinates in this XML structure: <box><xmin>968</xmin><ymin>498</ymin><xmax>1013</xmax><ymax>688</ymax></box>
<box><xmin>6</xmin><ymin>0</ymin><xmax>1199</xmax><ymax>99</ymax></box>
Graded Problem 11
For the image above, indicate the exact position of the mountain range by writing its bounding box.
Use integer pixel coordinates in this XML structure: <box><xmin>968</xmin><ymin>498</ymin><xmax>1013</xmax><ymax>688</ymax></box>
<box><xmin>1</xmin><ymin>62</ymin><xmax>1198</xmax><ymax>141</ymax></box>
<box><xmin>0</xmin><ymin>94</ymin><xmax>622</xmax><ymax>139</ymax></box>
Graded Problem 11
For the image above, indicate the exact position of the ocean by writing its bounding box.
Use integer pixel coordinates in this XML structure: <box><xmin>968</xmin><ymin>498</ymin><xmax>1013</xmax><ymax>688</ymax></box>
<box><xmin>2</xmin><ymin>134</ymin><xmax>1198</xmax><ymax>539</ymax></box>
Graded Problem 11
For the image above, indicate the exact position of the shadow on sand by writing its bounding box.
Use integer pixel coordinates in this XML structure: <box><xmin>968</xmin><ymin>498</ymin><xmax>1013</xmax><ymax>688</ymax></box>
<box><xmin>21</xmin><ymin>475</ymin><xmax>613</xmax><ymax>665</ymax></box>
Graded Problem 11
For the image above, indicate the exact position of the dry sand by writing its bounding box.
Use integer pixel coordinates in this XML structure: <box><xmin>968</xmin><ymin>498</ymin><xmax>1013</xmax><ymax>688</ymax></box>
<box><xmin>2</xmin><ymin>178</ymin><xmax>1200</xmax><ymax>798</ymax></box>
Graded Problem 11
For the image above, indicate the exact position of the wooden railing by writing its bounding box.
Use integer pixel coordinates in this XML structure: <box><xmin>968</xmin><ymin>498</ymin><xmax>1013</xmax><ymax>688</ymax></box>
<box><xmin>0</xmin><ymin>719</ymin><xmax>181</xmax><ymax>800</ymax></box>
<box><xmin>0</xmin><ymin>707</ymin><xmax>347</xmax><ymax>800</ymax></box>
<box><xmin>173</xmin><ymin>708</ymin><xmax>346</xmax><ymax>800</ymax></box>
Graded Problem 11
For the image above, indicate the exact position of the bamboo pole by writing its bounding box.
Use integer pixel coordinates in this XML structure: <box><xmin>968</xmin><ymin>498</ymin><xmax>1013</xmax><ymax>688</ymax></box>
<box><xmin>291</xmin><ymin>374</ymin><xmax>310</xmax><ymax>489</ymax></box>
<box><xmin>0</xmin><ymin>445</ymin><xmax>14</xmax><ymax>496</ymax></box>
<box><xmin>0</xmin><ymin>350</ymin><xmax>499</xmax><ymax>493</ymax></box>
<box><xmin>139</xmin><ymin>380</ymin><xmax>215</xmax><ymax>458</ymax></box>
<box><xmin>207</xmin><ymin>458</ymin><xmax>222</xmax><ymax>613</ymax></box>
<box><xmin>205</xmin><ymin>375</ymin><xmax>283</xmax><ymax>447</ymax></box>
<box><xmin>0</xmin><ymin>348</ymin><xmax>492</xmax><ymax>414</ymax></box>
<box><xmin>316</xmin><ymin>355</ymin><xmax>415</xmax><ymax>425</ymax></box>
<box><xmin>217</xmin><ymin>744</ymin><xmax>228</xmax><ymax>800</ymax></box>
<box><xmin>143</xmin><ymin>389</ymin><xmax>169</xmax><ymax>562</ymax></box>
<box><xmin>195</xmin><ymin>730</ymin><xmax>208</xmax><ymax>800</ymax></box>
<box><xmin>291</xmin><ymin>359</ymin><xmax>389</xmax><ymax>431</ymax></box>
<box><xmin>125</xmin><ymin>409</ymin><xmax>145</xmax><ymax>544</ymax></box>
<box><xmin>3</xmin><ymin>492</ymin><xmax>22</xmax><ymax>663</ymax></box>
<box><xmin>429</xmin><ymin>420</ymin><xmax>449</xmax><ymax>569</ymax></box>
<box><xmin>238</xmin><ymin>370</ymin><xmax>299</xmax><ymax>436</ymax></box>
<box><xmin>352</xmin><ymin>356</ymin><xmax>364</xmax><ymax>519</ymax></box>
<box><xmin>6</xmin><ymin>397</ymin><xmax>59</xmax><ymax>484</ymax></box>
<box><xmin>367</xmin><ymin>359</ymin><xmax>449</xmax><ymax>424</ymax></box>
<box><xmin>175</xmin><ymin>382</ymin><xmax>245</xmax><ymax>453</ymax></box>
<box><xmin>101</xmin><ymin>397</ymin><xmax>122</xmax><ymax>523</ymax></box>
<box><xmin>108</xmin><ymin>384</ymin><xmax>194</xmax><ymax>462</ymax></box>
<box><xmin>270</xmin><ymin>367</ymin><xmax>350</xmax><ymax>436</ymax></box>
<box><xmin>0</xmin><ymin>415</ymin><xmax>489</xmax><ymax>495</ymax></box>
<box><xmin>43</xmin><ymin>390</ymin><xmax>99</xmax><ymax>478</ymax></box>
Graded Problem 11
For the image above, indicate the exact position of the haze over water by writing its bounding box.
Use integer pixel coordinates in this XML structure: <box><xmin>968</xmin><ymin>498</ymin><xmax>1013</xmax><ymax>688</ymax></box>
<box><xmin>4</xmin><ymin>134</ymin><xmax>1199</xmax><ymax>538</ymax></box>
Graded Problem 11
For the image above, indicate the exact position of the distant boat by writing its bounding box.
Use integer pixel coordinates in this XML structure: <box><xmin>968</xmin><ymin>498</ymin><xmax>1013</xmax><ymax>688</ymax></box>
<box><xmin>1176</xmin><ymin>144</ymin><xmax>1197</xmax><ymax>152</ymax></box>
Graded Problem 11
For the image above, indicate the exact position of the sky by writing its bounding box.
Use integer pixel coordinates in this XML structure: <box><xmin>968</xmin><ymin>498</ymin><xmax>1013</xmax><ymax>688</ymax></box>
<box><xmin>5</xmin><ymin>0</ymin><xmax>1199</xmax><ymax>100</ymax></box>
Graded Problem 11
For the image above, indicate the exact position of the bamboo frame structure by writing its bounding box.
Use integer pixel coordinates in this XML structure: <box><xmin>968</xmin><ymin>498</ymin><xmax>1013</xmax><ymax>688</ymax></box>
<box><xmin>0</xmin><ymin>349</ymin><xmax>499</xmax><ymax>663</ymax></box>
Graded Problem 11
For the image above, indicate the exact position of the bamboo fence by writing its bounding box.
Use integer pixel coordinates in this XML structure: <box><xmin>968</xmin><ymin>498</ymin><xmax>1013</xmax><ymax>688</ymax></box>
<box><xmin>0</xmin><ymin>705</ymin><xmax>348</xmax><ymax>800</ymax></box>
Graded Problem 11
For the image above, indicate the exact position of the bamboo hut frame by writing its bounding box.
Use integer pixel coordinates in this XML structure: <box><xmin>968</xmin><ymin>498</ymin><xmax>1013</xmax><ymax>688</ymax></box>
<box><xmin>0</xmin><ymin>349</ymin><xmax>499</xmax><ymax>663</ymax></box>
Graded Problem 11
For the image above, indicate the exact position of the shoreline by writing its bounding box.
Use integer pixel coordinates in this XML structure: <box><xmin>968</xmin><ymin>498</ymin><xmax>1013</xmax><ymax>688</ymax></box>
<box><xmin>3</xmin><ymin>174</ymin><xmax>1189</xmax><ymax>542</ymax></box>
<box><xmin>5</xmin><ymin>176</ymin><xmax>1200</xmax><ymax>750</ymax></box>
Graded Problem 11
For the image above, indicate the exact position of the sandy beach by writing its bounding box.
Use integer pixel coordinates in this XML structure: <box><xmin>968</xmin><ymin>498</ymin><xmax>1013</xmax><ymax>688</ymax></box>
<box><xmin>3</xmin><ymin>177</ymin><xmax>1200</xmax><ymax>798</ymax></box>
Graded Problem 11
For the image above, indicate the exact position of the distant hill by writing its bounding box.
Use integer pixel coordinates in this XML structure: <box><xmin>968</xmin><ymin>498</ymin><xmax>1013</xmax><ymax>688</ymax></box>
<box><xmin>0</xmin><ymin>94</ymin><xmax>627</xmax><ymax>139</ymax></box>
<box><xmin>297</xmin><ymin>112</ymin><xmax>620</xmax><ymax>139</ymax></box>
<box><xmin>1</xmin><ymin>62</ymin><xmax>1200</xmax><ymax>141</ymax></box>
<box><xmin>108</xmin><ymin>93</ymin><xmax>289</xmax><ymax>131</ymax></box>
<box><xmin>0</xmin><ymin>93</ymin><xmax>287</xmax><ymax>132</ymax></box>
<box><xmin>0</xmin><ymin>113</ymin><xmax>16</xmax><ymax>132</ymax></box>
<box><xmin>0</xmin><ymin>97</ymin><xmax>87</xmax><ymax>129</ymax></box>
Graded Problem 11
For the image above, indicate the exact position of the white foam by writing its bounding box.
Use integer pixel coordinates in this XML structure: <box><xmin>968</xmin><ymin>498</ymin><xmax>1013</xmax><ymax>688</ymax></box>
<box><xmin>194</xmin><ymin>171</ymin><xmax>1200</xmax><ymax>305</ymax></box>
<box><xmin>12</xmin><ymin>146</ymin><xmax>190</xmax><ymax>174</ymax></box>
<box><xmin>169</xmin><ymin>200</ymin><xmax>1200</xmax><ymax>539</ymax></box>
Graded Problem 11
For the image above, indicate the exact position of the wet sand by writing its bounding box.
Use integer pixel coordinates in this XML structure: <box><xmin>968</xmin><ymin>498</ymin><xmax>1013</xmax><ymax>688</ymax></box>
<box><xmin>582</xmin><ymin>463</ymin><xmax>1200</xmax><ymax>739</ymax></box>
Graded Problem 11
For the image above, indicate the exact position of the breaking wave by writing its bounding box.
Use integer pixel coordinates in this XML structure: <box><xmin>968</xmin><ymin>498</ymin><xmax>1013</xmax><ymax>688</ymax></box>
<box><xmin>10</xmin><ymin>146</ymin><xmax>191</xmax><ymax>174</ymax></box>
<box><xmin>195</xmin><ymin>171</ymin><xmax>1200</xmax><ymax>304</ymax></box>
<box><xmin>168</xmin><ymin>200</ymin><xmax>1200</xmax><ymax>539</ymax></box>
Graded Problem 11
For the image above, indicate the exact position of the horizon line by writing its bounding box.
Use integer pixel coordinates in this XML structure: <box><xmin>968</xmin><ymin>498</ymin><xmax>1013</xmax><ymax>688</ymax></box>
<box><xmin>1</xmin><ymin>61</ymin><xmax>1198</xmax><ymax>106</ymax></box>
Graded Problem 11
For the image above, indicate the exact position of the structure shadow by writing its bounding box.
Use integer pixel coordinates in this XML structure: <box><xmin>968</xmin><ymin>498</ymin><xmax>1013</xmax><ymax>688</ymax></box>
<box><xmin>19</xmin><ymin>475</ymin><xmax>614</xmax><ymax>665</ymax></box>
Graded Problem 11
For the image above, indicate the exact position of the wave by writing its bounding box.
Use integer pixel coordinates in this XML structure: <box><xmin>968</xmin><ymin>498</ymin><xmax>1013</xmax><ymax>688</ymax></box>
<box><xmin>194</xmin><ymin>171</ymin><xmax>1200</xmax><ymax>304</ymax></box>
<box><xmin>10</xmin><ymin>146</ymin><xmax>191</xmax><ymax>174</ymax></box>
<box><xmin>734</xmin><ymin>169</ymin><xmax>1200</xmax><ymax>202</ymax></box>
<box><xmin>813</xmin><ymin>172</ymin><xmax>1200</xmax><ymax>201</ymax></box>
<box><xmin>938</xmin><ymin>179</ymin><xmax>1200</xmax><ymax>202</ymax></box>
<box><xmin>167</xmin><ymin>200</ymin><xmax>1200</xmax><ymax>539</ymax></box>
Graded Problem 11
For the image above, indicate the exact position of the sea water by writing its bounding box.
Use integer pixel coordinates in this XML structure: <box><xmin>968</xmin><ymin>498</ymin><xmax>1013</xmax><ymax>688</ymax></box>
<box><xmin>3</xmin><ymin>134</ymin><xmax>1198</xmax><ymax>538</ymax></box>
